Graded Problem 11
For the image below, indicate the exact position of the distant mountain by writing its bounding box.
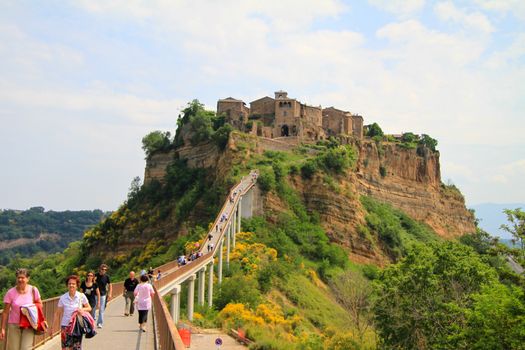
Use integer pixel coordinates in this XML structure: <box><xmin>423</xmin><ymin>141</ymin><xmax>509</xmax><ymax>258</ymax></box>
<box><xmin>470</xmin><ymin>203</ymin><xmax>525</xmax><ymax>239</ymax></box>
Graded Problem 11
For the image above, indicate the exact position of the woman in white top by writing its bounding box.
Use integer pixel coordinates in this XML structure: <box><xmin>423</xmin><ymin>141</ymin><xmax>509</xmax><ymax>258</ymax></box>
<box><xmin>133</xmin><ymin>275</ymin><xmax>155</xmax><ymax>332</ymax></box>
<box><xmin>53</xmin><ymin>275</ymin><xmax>91</xmax><ymax>350</ymax></box>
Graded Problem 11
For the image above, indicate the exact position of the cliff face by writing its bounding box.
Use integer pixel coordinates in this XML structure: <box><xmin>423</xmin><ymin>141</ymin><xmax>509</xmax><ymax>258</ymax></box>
<box><xmin>354</xmin><ymin>141</ymin><xmax>475</xmax><ymax>239</ymax></box>
<box><xmin>143</xmin><ymin>134</ymin><xmax>475</xmax><ymax>264</ymax></box>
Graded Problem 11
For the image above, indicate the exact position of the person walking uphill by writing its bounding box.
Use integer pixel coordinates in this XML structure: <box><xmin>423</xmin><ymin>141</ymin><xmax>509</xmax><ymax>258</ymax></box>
<box><xmin>0</xmin><ymin>268</ymin><xmax>42</xmax><ymax>350</ymax></box>
<box><xmin>53</xmin><ymin>275</ymin><xmax>92</xmax><ymax>350</ymax></box>
<box><xmin>123</xmin><ymin>271</ymin><xmax>139</xmax><ymax>316</ymax></box>
<box><xmin>133</xmin><ymin>275</ymin><xmax>155</xmax><ymax>332</ymax></box>
<box><xmin>94</xmin><ymin>264</ymin><xmax>112</xmax><ymax>328</ymax></box>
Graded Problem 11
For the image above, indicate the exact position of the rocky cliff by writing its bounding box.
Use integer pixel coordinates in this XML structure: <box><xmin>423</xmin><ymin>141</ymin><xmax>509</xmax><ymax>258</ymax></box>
<box><xmin>143</xmin><ymin>133</ymin><xmax>475</xmax><ymax>264</ymax></box>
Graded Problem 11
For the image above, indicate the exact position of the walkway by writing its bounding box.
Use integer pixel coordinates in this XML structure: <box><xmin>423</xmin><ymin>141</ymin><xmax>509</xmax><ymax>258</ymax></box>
<box><xmin>39</xmin><ymin>296</ymin><xmax>154</xmax><ymax>350</ymax></box>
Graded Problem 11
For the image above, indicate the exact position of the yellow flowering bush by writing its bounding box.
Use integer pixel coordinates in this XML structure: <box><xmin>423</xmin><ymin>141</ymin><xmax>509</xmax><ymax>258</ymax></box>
<box><xmin>219</xmin><ymin>303</ymin><xmax>264</xmax><ymax>327</ymax></box>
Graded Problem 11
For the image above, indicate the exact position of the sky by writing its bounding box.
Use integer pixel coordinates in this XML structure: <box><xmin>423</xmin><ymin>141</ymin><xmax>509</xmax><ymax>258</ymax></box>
<box><xmin>0</xmin><ymin>0</ymin><xmax>524</xmax><ymax>212</ymax></box>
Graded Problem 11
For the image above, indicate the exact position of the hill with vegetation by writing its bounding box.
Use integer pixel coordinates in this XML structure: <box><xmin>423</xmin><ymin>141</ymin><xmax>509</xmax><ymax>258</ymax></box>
<box><xmin>3</xmin><ymin>101</ymin><xmax>524</xmax><ymax>349</ymax></box>
<box><xmin>0</xmin><ymin>207</ymin><xmax>106</xmax><ymax>264</ymax></box>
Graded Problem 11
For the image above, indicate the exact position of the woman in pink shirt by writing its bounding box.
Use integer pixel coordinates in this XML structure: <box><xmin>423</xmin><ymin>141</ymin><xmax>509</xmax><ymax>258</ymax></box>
<box><xmin>133</xmin><ymin>275</ymin><xmax>155</xmax><ymax>332</ymax></box>
<box><xmin>0</xmin><ymin>268</ymin><xmax>41</xmax><ymax>350</ymax></box>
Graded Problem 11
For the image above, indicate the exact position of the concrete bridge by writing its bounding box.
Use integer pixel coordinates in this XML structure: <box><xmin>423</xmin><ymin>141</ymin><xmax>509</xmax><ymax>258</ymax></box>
<box><xmin>0</xmin><ymin>171</ymin><xmax>258</xmax><ymax>350</ymax></box>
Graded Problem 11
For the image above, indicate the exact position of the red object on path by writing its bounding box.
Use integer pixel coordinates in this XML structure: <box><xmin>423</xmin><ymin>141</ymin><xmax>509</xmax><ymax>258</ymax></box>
<box><xmin>237</xmin><ymin>328</ymin><xmax>245</xmax><ymax>341</ymax></box>
<box><xmin>178</xmin><ymin>328</ymin><xmax>191</xmax><ymax>347</ymax></box>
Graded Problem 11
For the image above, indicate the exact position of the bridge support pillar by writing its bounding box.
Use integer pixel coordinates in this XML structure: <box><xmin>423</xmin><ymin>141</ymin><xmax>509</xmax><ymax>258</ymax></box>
<box><xmin>238</xmin><ymin>197</ymin><xmax>242</xmax><ymax>234</ymax></box>
<box><xmin>170</xmin><ymin>285</ymin><xmax>181</xmax><ymax>325</ymax></box>
<box><xmin>226</xmin><ymin>224</ymin><xmax>231</xmax><ymax>270</ymax></box>
<box><xmin>207</xmin><ymin>262</ymin><xmax>214</xmax><ymax>308</ymax></box>
<box><xmin>232</xmin><ymin>208</ymin><xmax>237</xmax><ymax>248</ymax></box>
<box><xmin>187</xmin><ymin>274</ymin><xmax>196</xmax><ymax>321</ymax></box>
<box><xmin>218</xmin><ymin>239</ymin><xmax>223</xmax><ymax>285</ymax></box>
<box><xmin>198</xmin><ymin>266</ymin><xmax>206</xmax><ymax>306</ymax></box>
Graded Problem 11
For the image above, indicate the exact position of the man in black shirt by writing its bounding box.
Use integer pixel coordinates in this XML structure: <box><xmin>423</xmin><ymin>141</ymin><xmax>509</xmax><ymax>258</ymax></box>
<box><xmin>95</xmin><ymin>263</ymin><xmax>112</xmax><ymax>328</ymax></box>
<box><xmin>123</xmin><ymin>271</ymin><xmax>139</xmax><ymax>316</ymax></box>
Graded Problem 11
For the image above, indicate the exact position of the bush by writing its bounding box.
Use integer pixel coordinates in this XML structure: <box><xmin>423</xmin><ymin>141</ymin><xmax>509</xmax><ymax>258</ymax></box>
<box><xmin>257</xmin><ymin>167</ymin><xmax>276</xmax><ymax>192</ymax></box>
<box><xmin>301</xmin><ymin>160</ymin><xmax>318</xmax><ymax>179</ymax></box>
<box><xmin>366</xmin><ymin>122</ymin><xmax>383</xmax><ymax>137</ymax></box>
<box><xmin>212</xmin><ymin>123</ymin><xmax>233</xmax><ymax>149</ymax></box>
<box><xmin>379</xmin><ymin>165</ymin><xmax>387</xmax><ymax>177</ymax></box>
<box><xmin>141</xmin><ymin>131</ymin><xmax>172</xmax><ymax>158</ymax></box>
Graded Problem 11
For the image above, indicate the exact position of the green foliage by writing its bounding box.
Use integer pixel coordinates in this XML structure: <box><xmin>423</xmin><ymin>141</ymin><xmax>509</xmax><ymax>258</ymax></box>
<box><xmin>373</xmin><ymin>242</ymin><xmax>499</xmax><ymax>349</ymax></box>
<box><xmin>461</xmin><ymin>283</ymin><xmax>525</xmax><ymax>349</ymax></box>
<box><xmin>419</xmin><ymin>134</ymin><xmax>438</xmax><ymax>152</ymax></box>
<box><xmin>257</xmin><ymin>166</ymin><xmax>276</xmax><ymax>193</ymax></box>
<box><xmin>216</xmin><ymin>274</ymin><xmax>262</xmax><ymax>310</ymax></box>
<box><xmin>379</xmin><ymin>165</ymin><xmax>386</xmax><ymax>177</ymax></box>
<box><xmin>173</xmin><ymin>100</ymin><xmax>233</xmax><ymax>148</ymax></box>
<box><xmin>141</xmin><ymin>130</ymin><xmax>172</xmax><ymax>158</ymax></box>
<box><xmin>301</xmin><ymin>160</ymin><xmax>318</xmax><ymax>179</ymax></box>
<box><xmin>212</xmin><ymin>123</ymin><xmax>234</xmax><ymax>150</ymax></box>
<box><xmin>500</xmin><ymin>207</ymin><xmax>525</xmax><ymax>258</ymax></box>
<box><xmin>318</xmin><ymin>146</ymin><xmax>357</xmax><ymax>174</ymax></box>
<box><xmin>360</xmin><ymin>196</ymin><xmax>437</xmax><ymax>260</ymax></box>
<box><xmin>0</xmin><ymin>208</ymin><xmax>105</xmax><ymax>265</ymax></box>
<box><xmin>366</xmin><ymin>123</ymin><xmax>383</xmax><ymax>138</ymax></box>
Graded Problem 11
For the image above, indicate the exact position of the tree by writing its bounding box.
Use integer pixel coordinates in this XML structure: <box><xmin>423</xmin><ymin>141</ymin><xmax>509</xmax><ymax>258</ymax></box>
<box><xmin>330</xmin><ymin>270</ymin><xmax>373</xmax><ymax>342</ymax></box>
<box><xmin>366</xmin><ymin>122</ymin><xmax>383</xmax><ymax>138</ymax></box>
<box><xmin>500</xmin><ymin>208</ymin><xmax>525</xmax><ymax>260</ymax></box>
<box><xmin>373</xmin><ymin>242</ymin><xmax>498</xmax><ymax>349</ymax></box>
<box><xmin>401</xmin><ymin>132</ymin><xmax>418</xmax><ymax>143</ymax></box>
<box><xmin>141</xmin><ymin>131</ymin><xmax>171</xmax><ymax>158</ymax></box>
<box><xmin>419</xmin><ymin>134</ymin><xmax>438</xmax><ymax>151</ymax></box>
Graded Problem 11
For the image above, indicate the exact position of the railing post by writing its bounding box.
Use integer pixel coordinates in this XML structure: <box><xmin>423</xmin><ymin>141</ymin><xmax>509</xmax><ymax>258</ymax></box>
<box><xmin>187</xmin><ymin>274</ymin><xmax>196</xmax><ymax>321</ymax></box>
<box><xmin>170</xmin><ymin>284</ymin><xmax>181</xmax><ymax>325</ymax></box>
<box><xmin>198</xmin><ymin>266</ymin><xmax>206</xmax><ymax>306</ymax></box>
<box><xmin>208</xmin><ymin>262</ymin><xmax>214</xmax><ymax>308</ymax></box>
<box><xmin>218</xmin><ymin>239</ymin><xmax>223</xmax><ymax>285</ymax></box>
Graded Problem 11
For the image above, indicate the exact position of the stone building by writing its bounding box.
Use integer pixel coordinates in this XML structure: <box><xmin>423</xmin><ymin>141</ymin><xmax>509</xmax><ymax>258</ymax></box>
<box><xmin>217</xmin><ymin>97</ymin><xmax>250</xmax><ymax>130</ymax></box>
<box><xmin>323</xmin><ymin>107</ymin><xmax>353</xmax><ymax>137</ymax></box>
<box><xmin>217</xmin><ymin>90</ymin><xmax>363</xmax><ymax>141</ymax></box>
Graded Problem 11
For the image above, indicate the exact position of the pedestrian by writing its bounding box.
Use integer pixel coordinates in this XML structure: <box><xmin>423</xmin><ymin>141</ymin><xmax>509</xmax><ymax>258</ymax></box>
<box><xmin>0</xmin><ymin>268</ymin><xmax>41</xmax><ymax>350</ymax></box>
<box><xmin>156</xmin><ymin>270</ymin><xmax>161</xmax><ymax>281</ymax></box>
<box><xmin>54</xmin><ymin>275</ymin><xmax>91</xmax><ymax>350</ymax></box>
<box><xmin>80</xmin><ymin>271</ymin><xmax>100</xmax><ymax>320</ymax></box>
<box><xmin>123</xmin><ymin>271</ymin><xmax>139</xmax><ymax>317</ymax></box>
<box><xmin>133</xmin><ymin>275</ymin><xmax>155</xmax><ymax>332</ymax></box>
<box><xmin>208</xmin><ymin>233</ymin><xmax>213</xmax><ymax>241</ymax></box>
<box><xmin>94</xmin><ymin>264</ymin><xmax>112</xmax><ymax>329</ymax></box>
<box><xmin>147</xmin><ymin>267</ymin><xmax>154</xmax><ymax>283</ymax></box>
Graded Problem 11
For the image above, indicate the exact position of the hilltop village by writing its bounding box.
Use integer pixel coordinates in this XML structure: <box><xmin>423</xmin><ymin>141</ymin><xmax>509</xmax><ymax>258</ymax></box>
<box><xmin>217</xmin><ymin>91</ymin><xmax>364</xmax><ymax>141</ymax></box>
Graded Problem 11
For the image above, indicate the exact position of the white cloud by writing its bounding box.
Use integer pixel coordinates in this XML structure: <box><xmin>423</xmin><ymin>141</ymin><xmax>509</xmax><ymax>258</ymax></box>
<box><xmin>472</xmin><ymin>0</ymin><xmax>525</xmax><ymax>20</ymax></box>
<box><xmin>368</xmin><ymin>0</ymin><xmax>425</xmax><ymax>17</ymax></box>
<box><xmin>434</xmin><ymin>1</ymin><xmax>494</xmax><ymax>33</ymax></box>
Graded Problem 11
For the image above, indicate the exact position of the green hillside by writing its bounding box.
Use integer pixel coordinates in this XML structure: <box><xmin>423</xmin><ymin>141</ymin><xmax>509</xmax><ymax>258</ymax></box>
<box><xmin>0</xmin><ymin>207</ymin><xmax>106</xmax><ymax>264</ymax></box>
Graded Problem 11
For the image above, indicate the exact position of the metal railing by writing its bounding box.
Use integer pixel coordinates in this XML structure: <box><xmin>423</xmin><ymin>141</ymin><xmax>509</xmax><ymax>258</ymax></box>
<box><xmin>152</xmin><ymin>285</ymin><xmax>186</xmax><ymax>350</ymax></box>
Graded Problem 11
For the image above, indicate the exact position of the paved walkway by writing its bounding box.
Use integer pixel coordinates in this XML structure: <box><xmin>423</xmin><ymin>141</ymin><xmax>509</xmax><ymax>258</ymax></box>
<box><xmin>189</xmin><ymin>329</ymin><xmax>246</xmax><ymax>350</ymax></box>
<box><xmin>39</xmin><ymin>296</ymin><xmax>154</xmax><ymax>350</ymax></box>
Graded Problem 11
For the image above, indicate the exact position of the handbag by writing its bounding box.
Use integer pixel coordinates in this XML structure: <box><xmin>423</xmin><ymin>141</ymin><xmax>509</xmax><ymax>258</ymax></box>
<box><xmin>19</xmin><ymin>287</ymin><xmax>48</xmax><ymax>335</ymax></box>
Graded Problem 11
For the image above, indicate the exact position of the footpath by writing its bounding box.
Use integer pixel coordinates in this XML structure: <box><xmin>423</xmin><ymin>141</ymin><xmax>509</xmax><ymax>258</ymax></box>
<box><xmin>39</xmin><ymin>295</ymin><xmax>154</xmax><ymax>350</ymax></box>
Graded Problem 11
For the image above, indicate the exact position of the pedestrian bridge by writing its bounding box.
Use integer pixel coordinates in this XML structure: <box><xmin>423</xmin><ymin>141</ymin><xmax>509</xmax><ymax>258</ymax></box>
<box><xmin>0</xmin><ymin>171</ymin><xmax>258</xmax><ymax>350</ymax></box>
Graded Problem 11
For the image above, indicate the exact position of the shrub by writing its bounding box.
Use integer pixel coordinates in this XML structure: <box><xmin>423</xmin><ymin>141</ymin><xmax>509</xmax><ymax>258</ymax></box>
<box><xmin>141</xmin><ymin>131</ymin><xmax>172</xmax><ymax>158</ymax></box>
<box><xmin>257</xmin><ymin>167</ymin><xmax>276</xmax><ymax>192</ymax></box>
<box><xmin>379</xmin><ymin>165</ymin><xmax>387</xmax><ymax>177</ymax></box>
<box><xmin>366</xmin><ymin>122</ymin><xmax>383</xmax><ymax>137</ymax></box>
<box><xmin>301</xmin><ymin>160</ymin><xmax>318</xmax><ymax>179</ymax></box>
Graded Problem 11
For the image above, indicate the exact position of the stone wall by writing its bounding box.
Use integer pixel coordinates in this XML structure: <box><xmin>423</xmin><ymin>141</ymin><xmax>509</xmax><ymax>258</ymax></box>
<box><xmin>352</xmin><ymin>115</ymin><xmax>364</xmax><ymax>139</ymax></box>
<box><xmin>250</xmin><ymin>96</ymin><xmax>275</xmax><ymax>116</ymax></box>
<box><xmin>323</xmin><ymin>107</ymin><xmax>353</xmax><ymax>136</ymax></box>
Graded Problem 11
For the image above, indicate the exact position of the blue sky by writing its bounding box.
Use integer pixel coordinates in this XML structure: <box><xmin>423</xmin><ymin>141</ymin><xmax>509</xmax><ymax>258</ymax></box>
<box><xmin>0</xmin><ymin>0</ymin><xmax>524</xmax><ymax>212</ymax></box>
